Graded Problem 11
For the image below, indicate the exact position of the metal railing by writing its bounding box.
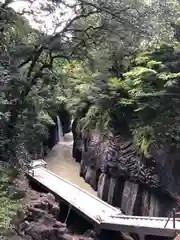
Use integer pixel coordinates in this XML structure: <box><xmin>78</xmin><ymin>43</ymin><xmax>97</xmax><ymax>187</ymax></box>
<box><xmin>164</xmin><ymin>208</ymin><xmax>178</xmax><ymax>229</ymax></box>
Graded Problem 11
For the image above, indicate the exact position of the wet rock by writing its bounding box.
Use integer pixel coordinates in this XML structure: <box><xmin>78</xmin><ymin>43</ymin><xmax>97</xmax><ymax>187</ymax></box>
<box><xmin>15</xmin><ymin>190</ymin><xmax>69</xmax><ymax>240</ymax></box>
<box><xmin>149</xmin><ymin>192</ymin><xmax>160</xmax><ymax>217</ymax></box>
<box><xmin>15</xmin><ymin>189</ymin><xmax>98</xmax><ymax>240</ymax></box>
<box><xmin>120</xmin><ymin>233</ymin><xmax>135</xmax><ymax>240</ymax></box>
<box><xmin>107</xmin><ymin>177</ymin><xmax>116</xmax><ymax>205</ymax></box>
<box><xmin>23</xmin><ymin>221</ymin><xmax>67</xmax><ymax>240</ymax></box>
<box><xmin>78</xmin><ymin>133</ymin><xmax>178</xmax><ymax>217</ymax></box>
<box><xmin>80</xmin><ymin>160</ymin><xmax>87</xmax><ymax>178</ymax></box>
<box><xmin>84</xmin><ymin>166</ymin><xmax>99</xmax><ymax>191</ymax></box>
<box><xmin>141</xmin><ymin>188</ymin><xmax>149</xmax><ymax>216</ymax></box>
<box><xmin>72</xmin><ymin>119</ymin><xmax>83</xmax><ymax>162</ymax></box>
<box><xmin>97</xmin><ymin>173</ymin><xmax>106</xmax><ymax>200</ymax></box>
<box><xmin>97</xmin><ymin>173</ymin><xmax>110</xmax><ymax>202</ymax></box>
<box><xmin>85</xmin><ymin>166</ymin><xmax>93</xmax><ymax>184</ymax></box>
<box><xmin>111</xmin><ymin>177</ymin><xmax>125</xmax><ymax>208</ymax></box>
<box><xmin>89</xmin><ymin>168</ymin><xmax>100</xmax><ymax>191</ymax></box>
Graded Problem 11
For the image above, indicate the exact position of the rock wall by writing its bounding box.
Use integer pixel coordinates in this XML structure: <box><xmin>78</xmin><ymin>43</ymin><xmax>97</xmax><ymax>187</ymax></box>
<box><xmin>46</xmin><ymin>110</ymin><xmax>71</xmax><ymax>151</ymax></box>
<box><xmin>72</xmin><ymin>119</ymin><xmax>83</xmax><ymax>162</ymax></box>
<box><xmin>75</xmin><ymin>133</ymin><xmax>178</xmax><ymax>217</ymax></box>
<box><xmin>31</xmin><ymin>110</ymin><xmax>71</xmax><ymax>160</ymax></box>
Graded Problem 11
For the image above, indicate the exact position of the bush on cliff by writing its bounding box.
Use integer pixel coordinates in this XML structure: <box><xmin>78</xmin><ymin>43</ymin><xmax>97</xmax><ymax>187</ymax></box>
<box><xmin>71</xmin><ymin>43</ymin><xmax>180</xmax><ymax>158</ymax></box>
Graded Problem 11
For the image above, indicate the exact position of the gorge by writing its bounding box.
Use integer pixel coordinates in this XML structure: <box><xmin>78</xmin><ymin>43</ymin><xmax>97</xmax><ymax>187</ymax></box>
<box><xmin>45</xmin><ymin>113</ymin><xmax>178</xmax><ymax>218</ymax></box>
<box><xmin>1</xmin><ymin>1</ymin><xmax>180</xmax><ymax>239</ymax></box>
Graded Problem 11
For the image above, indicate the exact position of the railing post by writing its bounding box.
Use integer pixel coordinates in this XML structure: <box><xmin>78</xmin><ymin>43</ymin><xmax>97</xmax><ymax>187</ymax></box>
<box><xmin>173</xmin><ymin>208</ymin><xmax>176</xmax><ymax>229</ymax></box>
<box><xmin>164</xmin><ymin>212</ymin><xmax>172</xmax><ymax>228</ymax></box>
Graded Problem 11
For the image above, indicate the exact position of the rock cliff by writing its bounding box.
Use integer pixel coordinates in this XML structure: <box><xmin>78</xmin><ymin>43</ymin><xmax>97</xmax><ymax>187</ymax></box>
<box><xmin>73</xmin><ymin>131</ymin><xmax>179</xmax><ymax>217</ymax></box>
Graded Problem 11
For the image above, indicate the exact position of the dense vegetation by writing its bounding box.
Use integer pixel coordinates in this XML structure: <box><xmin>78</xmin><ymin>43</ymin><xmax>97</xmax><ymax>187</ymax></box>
<box><xmin>0</xmin><ymin>166</ymin><xmax>25</xmax><ymax>232</ymax></box>
<box><xmin>1</xmin><ymin>0</ymin><xmax>180</xmax><ymax>232</ymax></box>
<box><xmin>75</xmin><ymin>44</ymin><xmax>180</xmax><ymax>157</ymax></box>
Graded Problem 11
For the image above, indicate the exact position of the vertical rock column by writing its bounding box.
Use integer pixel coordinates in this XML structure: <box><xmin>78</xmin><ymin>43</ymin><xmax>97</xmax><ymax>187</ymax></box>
<box><xmin>149</xmin><ymin>193</ymin><xmax>160</xmax><ymax>217</ymax></box>
<box><xmin>80</xmin><ymin>160</ymin><xmax>87</xmax><ymax>178</ymax></box>
<box><xmin>107</xmin><ymin>177</ymin><xmax>117</xmax><ymax>205</ymax></box>
<box><xmin>111</xmin><ymin>178</ymin><xmax>126</xmax><ymax>208</ymax></box>
<box><xmin>141</xmin><ymin>189</ymin><xmax>150</xmax><ymax>216</ymax></box>
<box><xmin>97</xmin><ymin>173</ymin><xmax>110</xmax><ymax>202</ymax></box>
<box><xmin>121</xmin><ymin>181</ymin><xmax>139</xmax><ymax>215</ymax></box>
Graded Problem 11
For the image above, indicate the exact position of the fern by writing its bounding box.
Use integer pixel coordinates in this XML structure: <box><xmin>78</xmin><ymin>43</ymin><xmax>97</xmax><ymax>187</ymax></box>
<box><xmin>133</xmin><ymin>126</ymin><xmax>155</xmax><ymax>158</ymax></box>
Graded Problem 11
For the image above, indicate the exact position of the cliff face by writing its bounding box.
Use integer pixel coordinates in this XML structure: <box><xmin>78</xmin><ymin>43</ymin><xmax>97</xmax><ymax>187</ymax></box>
<box><xmin>74</xmin><ymin>132</ymin><xmax>179</xmax><ymax>217</ymax></box>
<box><xmin>31</xmin><ymin>110</ymin><xmax>71</xmax><ymax>160</ymax></box>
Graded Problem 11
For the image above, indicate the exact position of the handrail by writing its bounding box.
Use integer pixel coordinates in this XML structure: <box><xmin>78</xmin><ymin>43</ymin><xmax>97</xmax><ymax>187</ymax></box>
<box><xmin>164</xmin><ymin>208</ymin><xmax>177</xmax><ymax>228</ymax></box>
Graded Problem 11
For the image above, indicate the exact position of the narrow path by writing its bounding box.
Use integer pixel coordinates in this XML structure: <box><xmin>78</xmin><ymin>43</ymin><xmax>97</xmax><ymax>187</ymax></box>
<box><xmin>45</xmin><ymin>133</ymin><xmax>96</xmax><ymax>196</ymax></box>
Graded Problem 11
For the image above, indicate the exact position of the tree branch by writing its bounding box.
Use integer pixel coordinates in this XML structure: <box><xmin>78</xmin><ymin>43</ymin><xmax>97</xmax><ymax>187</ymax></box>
<box><xmin>50</xmin><ymin>9</ymin><xmax>100</xmax><ymax>41</ymax></box>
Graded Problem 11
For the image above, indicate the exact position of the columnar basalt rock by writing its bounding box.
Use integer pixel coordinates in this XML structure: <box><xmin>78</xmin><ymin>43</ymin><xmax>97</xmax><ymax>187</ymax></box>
<box><xmin>74</xmin><ymin>132</ymin><xmax>178</xmax><ymax>217</ymax></box>
<box><xmin>121</xmin><ymin>181</ymin><xmax>139</xmax><ymax>215</ymax></box>
<box><xmin>72</xmin><ymin>119</ymin><xmax>83</xmax><ymax>162</ymax></box>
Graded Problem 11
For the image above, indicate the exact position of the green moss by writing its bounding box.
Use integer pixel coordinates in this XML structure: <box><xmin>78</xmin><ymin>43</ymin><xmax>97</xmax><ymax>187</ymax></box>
<box><xmin>0</xmin><ymin>167</ymin><xmax>25</xmax><ymax>233</ymax></box>
<box><xmin>133</xmin><ymin>126</ymin><xmax>155</xmax><ymax>158</ymax></box>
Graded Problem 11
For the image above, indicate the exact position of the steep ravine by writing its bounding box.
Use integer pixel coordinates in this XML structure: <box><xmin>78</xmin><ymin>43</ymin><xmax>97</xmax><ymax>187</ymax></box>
<box><xmin>4</xmin><ymin>119</ymin><xmax>178</xmax><ymax>240</ymax></box>
<box><xmin>73</xmin><ymin>130</ymin><xmax>179</xmax><ymax>217</ymax></box>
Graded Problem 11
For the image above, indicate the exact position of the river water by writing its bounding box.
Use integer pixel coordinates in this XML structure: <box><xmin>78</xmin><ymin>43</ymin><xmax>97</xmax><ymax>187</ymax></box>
<box><xmin>45</xmin><ymin>132</ymin><xmax>96</xmax><ymax>196</ymax></box>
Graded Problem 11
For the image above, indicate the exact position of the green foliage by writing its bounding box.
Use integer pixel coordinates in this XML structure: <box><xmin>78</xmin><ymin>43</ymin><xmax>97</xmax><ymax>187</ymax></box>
<box><xmin>147</xmin><ymin>60</ymin><xmax>162</xmax><ymax>70</ymax></box>
<box><xmin>0</xmin><ymin>167</ymin><xmax>24</xmax><ymax>232</ymax></box>
<box><xmin>133</xmin><ymin>126</ymin><xmax>155</xmax><ymax>158</ymax></box>
<box><xmin>0</xmin><ymin>4</ymin><xmax>70</xmax><ymax>162</ymax></box>
<box><xmin>67</xmin><ymin>42</ymin><xmax>180</xmax><ymax>157</ymax></box>
<box><xmin>78</xmin><ymin>105</ymin><xmax>110</xmax><ymax>132</ymax></box>
<box><xmin>133</xmin><ymin>55</ymin><xmax>151</xmax><ymax>67</ymax></box>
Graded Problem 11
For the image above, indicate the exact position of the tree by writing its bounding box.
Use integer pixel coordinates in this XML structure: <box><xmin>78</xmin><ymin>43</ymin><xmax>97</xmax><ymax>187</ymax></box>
<box><xmin>0</xmin><ymin>0</ymin><xmax>180</xmax><ymax>164</ymax></box>
<box><xmin>0</xmin><ymin>2</ymin><xmax>68</xmax><ymax>163</ymax></box>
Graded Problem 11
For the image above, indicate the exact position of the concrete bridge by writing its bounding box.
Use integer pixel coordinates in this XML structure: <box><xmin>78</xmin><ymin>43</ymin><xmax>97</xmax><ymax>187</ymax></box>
<box><xmin>27</xmin><ymin>160</ymin><xmax>180</xmax><ymax>240</ymax></box>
